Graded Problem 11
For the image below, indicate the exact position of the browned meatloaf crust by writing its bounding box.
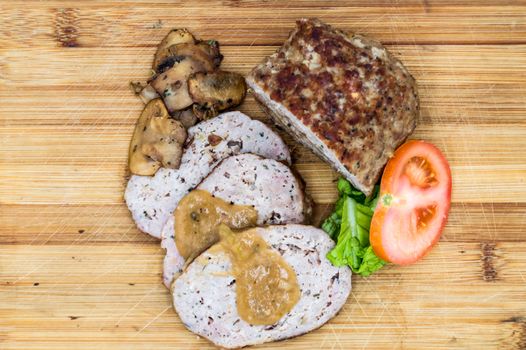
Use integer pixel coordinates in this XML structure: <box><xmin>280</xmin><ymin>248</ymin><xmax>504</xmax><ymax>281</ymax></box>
<box><xmin>247</xmin><ymin>18</ymin><xmax>419</xmax><ymax>195</ymax></box>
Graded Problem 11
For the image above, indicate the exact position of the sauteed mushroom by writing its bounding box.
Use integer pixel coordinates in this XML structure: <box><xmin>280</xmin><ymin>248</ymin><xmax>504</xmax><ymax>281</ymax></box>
<box><xmin>172</xmin><ymin>107</ymin><xmax>198</xmax><ymax>129</ymax></box>
<box><xmin>154</xmin><ymin>41</ymin><xmax>221</xmax><ymax>73</ymax></box>
<box><xmin>188</xmin><ymin>71</ymin><xmax>247</xmax><ymax>119</ymax></box>
<box><xmin>150</xmin><ymin>58</ymin><xmax>208</xmax><ymax>112</ymax></box>
<box><xmin>153</xmin><ymin>29</ymin><xmax>195</xmax><ymax>71</ymax></box>
<box><xmin>129</xmin><ymin>98</ymin><xmax>187</xmax><ymax>176</ymax></box>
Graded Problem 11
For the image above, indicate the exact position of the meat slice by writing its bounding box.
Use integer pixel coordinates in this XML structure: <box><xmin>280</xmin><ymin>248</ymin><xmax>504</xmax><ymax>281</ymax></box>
<box><xmin>173</xmin><ymin>224</ymin><xmax>352</xmax><ymax>349</ymax></box>
<box><xmin>161</xmin><ymin>153</ymin><xmax>311</xmax><ymax>288</ymax></box>
<box><xmin>246</xmin><ymin>18</ymin><xmax>419</xmax><ymax>195</ymax></box>
<box><xmin>125</xmin><ymin>112</ymin><xmax>290</xmax><ymax>238</ymax></box>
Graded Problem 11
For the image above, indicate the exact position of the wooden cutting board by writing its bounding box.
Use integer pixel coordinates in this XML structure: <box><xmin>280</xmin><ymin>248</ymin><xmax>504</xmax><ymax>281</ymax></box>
<box><xmin>1</xmin><ymin>1</ymin><xmax>525</xmax><ymax>349</ymax></box>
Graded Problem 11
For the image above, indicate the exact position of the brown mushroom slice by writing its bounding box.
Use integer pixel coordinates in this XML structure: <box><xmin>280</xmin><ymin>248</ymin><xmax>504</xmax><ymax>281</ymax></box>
<box><xmin>129</xmin><ymin>99</ymin><xmax>187</xmax><ymax>176</ymax></box>
<box><xmin>172</xmin><ymin>107</ymin><xmax>198</xmax><ymax>129</ymax></box>
<box><xmin>195</xmin><ymin>40</ymin><xmax>223</xmax><ymax>68</ymax></box>
<box><xmin>130</xmin><ymin>82</ymin><xmax>161</xmax><ymax>105</ymax></box>
<box><xmin>130</xmin><ymin>81</ymin><xmax>145</xmax><ymax>95</ymax></box>
<box><xmin>150</xmin><ymin>58</ymin><xmax>207</xmax><ymax>112</ymax></box>
<box><xmin>155</xmin><ymin>43</ymin><xmax>218</xmax><ymax>73</ymax></box>
<box><xmin>188</xmin><ymin>71</ymin><xmax>247</xmax><ymax>120</ymax></box>
<box><xmin>153</xmin><ymin>29</ymin><xmax>195</xmax><ymax>71</ymax></box>
<box><xmin>159</xmin><ymin>28</ymin><xmax>195</xmax><ymax>50</ymax></box>
<box><xmin>138</xmin><ymin>84</ymin><xmax>160</xmax><ymax>104</ymax></box>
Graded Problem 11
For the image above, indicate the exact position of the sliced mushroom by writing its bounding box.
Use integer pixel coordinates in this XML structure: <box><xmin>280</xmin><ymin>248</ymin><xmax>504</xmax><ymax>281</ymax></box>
<box><xmin>150</xmin><ymin>57</ymin><xmax>208</xmax><ymax>112</ymax></box>
<box><xmin>153</xmin><ymin>29</ymin><xmax>195</xmax><ymax>71</ymax></box>
<box><xmin>133</xmin><ymin>84</ymin><xmax>197</xmax><ymax>128</ymax></box>
<box><xmin>154</xmin><ymin>54</ymin><xmax>187</xmax><ymax>74</ymax></box>
<box><xmin>138</xmin><ymin>84</ymin><xmax>160</xmax><ymax>104</ymax></box>
<box><xmin>159</xmin><ymin>28</ymin><xmax>195</xmax><ymax>49</ymax></box>
<box><xmin>129</xmin><ymin>81</ymin><xmax>145</xmax><ymax>95</ymax></box>
<box><xmin>154</xmin><ymin>42</ymin><xmax>220</xmax><ymax>73</ymax></box>
<box><xmin>129</xmin><ymin>98</ymin><xmax>187</xmax><ymax>176</ymax></box>
<box><xmin>172</xmin><ymin>107</ymin><xmax>198</xmax><ymax>129</ymax></box>
<box><xmin>188</xmin><ymin>71</ymin><xmax>247</xmax><ymax>120</ymax></box>
<box><xmin>195</xmin><ymin>40</ymin><xmax>223</xmax><ymax>68</ymax></box>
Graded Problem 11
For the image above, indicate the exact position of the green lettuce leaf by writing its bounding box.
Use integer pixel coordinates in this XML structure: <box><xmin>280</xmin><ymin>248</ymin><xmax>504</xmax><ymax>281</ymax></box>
<box><xmin>322</xmin><ymin>178</ymin><xmax>386</xmax><ymax>277</ymax></box>
<box><xmin>321</xmin><ymin>196</ymin><xmax>344</xmax><ymax>240</ymax></box>
<box><xmin>327</xmin><ymin>197</ymin><xmax>360</xmax><ymax>269</ymax></box>
<box><xmin>356</xmin><ymin>246</ymin><xmax>387</xmax><ymax>277</ymax></box>
<box><xmin>337</xmin><ymin>177</ymin><xmax>353</xmax><ymax>195</ymax></box>
<box><xmin>321</xmin><ymin>212</ymin><xmax>340</xmax><ymax>240</ymax></box>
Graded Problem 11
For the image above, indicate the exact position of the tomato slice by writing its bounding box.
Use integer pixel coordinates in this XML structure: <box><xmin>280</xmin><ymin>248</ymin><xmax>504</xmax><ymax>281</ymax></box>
<box><xmin>370</xmin><ymin>140</ymin><xmax>452</xmax><ymax>265</ymax></box>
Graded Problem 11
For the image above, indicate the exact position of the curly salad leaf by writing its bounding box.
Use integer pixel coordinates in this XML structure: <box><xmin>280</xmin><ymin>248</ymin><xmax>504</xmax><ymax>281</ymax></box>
<box><xmin>322</xmin><ymin>178</ymin><xmax>386</xmax><ymax>277</ymax></box>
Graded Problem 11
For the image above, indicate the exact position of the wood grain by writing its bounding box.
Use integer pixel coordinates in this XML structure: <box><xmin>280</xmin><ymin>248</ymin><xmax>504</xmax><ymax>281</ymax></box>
<box><xmin>1</xmin><ymin>1</ymin><xmax>526</xmax><ymax>349</ymax></box>
<box><xmin>2</xmin><ymin>202</ymin><xmax>525</xmax><ymax>244</ymax></box>
<box><xmin>1</xmin><ymin>242</ymin><xmax>525</xmax><ymax>349</ymax></box>
<box><xmin>2</xmin><ymin>2</ymin><xmax>526</xmax><ymax>47</ymax></box>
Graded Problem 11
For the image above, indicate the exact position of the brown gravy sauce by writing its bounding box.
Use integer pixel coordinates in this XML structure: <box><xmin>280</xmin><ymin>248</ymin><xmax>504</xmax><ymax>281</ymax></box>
<box><xmin>174</xmin><ymin>189</ymin><xmax>258</xmax><ymax>261</ymax></box>
<box><xmin>216</xmin><ymin>224</ymin><xmax>300</xmax><ymax>325</ymax></box>
<box><xmin>175</xmin><ymin>190</ymin><xmax>300</xmax><ymax>325</ymax></box>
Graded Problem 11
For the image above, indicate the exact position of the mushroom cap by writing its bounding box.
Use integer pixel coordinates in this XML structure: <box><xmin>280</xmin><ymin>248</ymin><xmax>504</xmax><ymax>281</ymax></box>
<box><xmin>150</xmin><ymin>58</ymin><xmax>208</xmax><ymax>112</ymax></box>
<box><xmin>153</xmin><ymin>29</ymin><xmax>196</xmax><ymax>71</ymax></box>
<box><xmin>129</xmin><ymin>99</ymin><xmax>187</xmax><ymax>176</ymax></box>
<box><xmin>188</xmin><ymin>71</ymin><xmax>247</xmax><ymax>119</ymax></box>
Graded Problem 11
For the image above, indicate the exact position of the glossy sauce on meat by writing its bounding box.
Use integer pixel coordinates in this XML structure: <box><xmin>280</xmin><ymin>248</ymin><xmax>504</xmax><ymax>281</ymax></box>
<box><xmin>174</xmin><ymin>190</ymin><xmax>258</xmax><ymax>260</ymax></box>
<box><xmin>215</xmin><ymin>225</ymin><xmax>300</xmax><ymax>325</ymax></box>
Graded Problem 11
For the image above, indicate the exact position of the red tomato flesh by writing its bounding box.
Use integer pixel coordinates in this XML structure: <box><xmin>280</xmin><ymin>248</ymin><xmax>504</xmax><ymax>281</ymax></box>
<box><xmin>370</xmin><ymin>140</ymin><xmax>452</xmax><ymax>265</ymax></box>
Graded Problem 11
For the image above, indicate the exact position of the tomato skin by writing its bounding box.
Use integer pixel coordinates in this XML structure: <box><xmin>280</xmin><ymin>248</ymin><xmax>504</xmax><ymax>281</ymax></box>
<box><xmin>370</xmin><ymin>140</ymin><xmax>452</xmax><ymax>265</ymax></box>
<box><xmin>370</xmin><ymin>207</ymin><xmax>389</xmax><ymax>261</ymax></box>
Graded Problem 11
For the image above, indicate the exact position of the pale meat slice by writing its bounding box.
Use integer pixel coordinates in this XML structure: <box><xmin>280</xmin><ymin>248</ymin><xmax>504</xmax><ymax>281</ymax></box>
<box><xmin>160</xmin><ymin>153</ymin><xmax>311</xmax><ymax>288</ymax></box>
<box><xmin>125</xmin><ymin>111</ymin><xmax>291</xmax><ymax>238</ymax></box>
<box><xmin>172</xmin><ymin>225</ymin><xmax>352</xmax><ymax>349</ymax></box>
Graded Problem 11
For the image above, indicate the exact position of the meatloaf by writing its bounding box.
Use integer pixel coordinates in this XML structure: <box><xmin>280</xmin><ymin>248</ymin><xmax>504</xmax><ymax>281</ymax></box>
<box><xmin>246</xmin><ymin>18</ymin><xmax>419</xmax><ymax>195</ymax></box>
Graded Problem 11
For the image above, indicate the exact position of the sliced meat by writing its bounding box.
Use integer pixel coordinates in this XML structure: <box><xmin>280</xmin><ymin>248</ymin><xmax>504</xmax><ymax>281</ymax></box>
<box><xmin>125</xmin><ymin>111</ymin><xmax>291</xmax><ymax>238</ymax></box>
<box><xmin>161</xmin><ymin>153</ymin><xmax>312</xmax><ymax>287</ymax></box>
<box><xmin>246</xmin><ymin>18</ymin><xmax>419</xmax><ymax>195</ymax></box>
<box><xmin>173</xmin><ymin>224</ymin><xmax>352</xmax><ymax>349</ymax></box>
